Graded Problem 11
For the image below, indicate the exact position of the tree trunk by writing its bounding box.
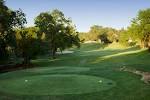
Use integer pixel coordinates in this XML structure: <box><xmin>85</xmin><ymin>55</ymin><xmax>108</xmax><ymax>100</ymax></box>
<box><xmin>0</xmin><ymin>44</ymin><xmax>8</xmax><ymax>60</ymax></box>
<box><xmin>140</xmin><ymin>39</ymin><xmax>145</xmax><ymax>48</ymax></box>
<box><xmin>52</xmin><ymin>48</ymin><xmax>57</xmax><ymax>59</ymax></box>
<box><xmin>148</xmin><ymin>39</ymin><xmax>150</xmax><ymax>51</ymax></box>
<box><xmin>22</xmin><ymin>56</ymin><xmax>30</xmax><ymax>66</ymax></box>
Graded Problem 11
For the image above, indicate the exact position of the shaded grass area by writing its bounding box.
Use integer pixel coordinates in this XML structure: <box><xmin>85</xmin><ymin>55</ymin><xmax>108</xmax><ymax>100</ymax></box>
<box><xmin>0</xmin><ymin>43</ymin><xmax>150</xmax><ymax>100</ymax></box>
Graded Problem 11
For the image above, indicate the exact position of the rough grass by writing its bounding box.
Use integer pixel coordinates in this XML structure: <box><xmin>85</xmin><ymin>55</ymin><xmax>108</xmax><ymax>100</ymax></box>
<box><xmin>0</xmin><ymin>43</ymin><xmax>150</xmax><ymax>100</ymax></box>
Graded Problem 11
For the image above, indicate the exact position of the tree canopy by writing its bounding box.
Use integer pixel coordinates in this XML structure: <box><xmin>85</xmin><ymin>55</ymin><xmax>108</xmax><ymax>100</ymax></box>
<box><xmin>35</xmin><ymin>9</ymin><xmax>80</xmax><ymax>58</ymax></box>
<box><xmin>119</xmin><ymin>8</ymin><xmax>150</xmax><ymax>48</ymax></box>
<box><xmin>0</xmin><ymin>0</ymin><xmax>26</xmax><ymax>61</ymax></box>
<box><xmin>79</xmin><ymin>25</ymin><xmax>119</xmax><ymax>43</ymax></box>
<box><xmin>15</xmin><ymin>27</ymin><xmax>41</xmax><ymax>64</ymax></box>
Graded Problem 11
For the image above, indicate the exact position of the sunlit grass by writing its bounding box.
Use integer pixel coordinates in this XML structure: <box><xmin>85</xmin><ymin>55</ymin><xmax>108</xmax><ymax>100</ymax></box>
<box><xmin>92</xmin><ymin>49</ymin><xmax>147</xmax><ymax>64</ymax></box>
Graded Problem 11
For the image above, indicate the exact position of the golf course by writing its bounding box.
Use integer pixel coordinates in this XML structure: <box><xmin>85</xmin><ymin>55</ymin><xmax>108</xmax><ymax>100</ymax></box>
<box><xmin>0</xmin><ymin>43</ymin><xmax>150</xmax><ymax>100</ymax></box>
<box><xmin>1</xmin><ymin>0</ymin><xmax>150</xmax><ymax>100</ymax></box>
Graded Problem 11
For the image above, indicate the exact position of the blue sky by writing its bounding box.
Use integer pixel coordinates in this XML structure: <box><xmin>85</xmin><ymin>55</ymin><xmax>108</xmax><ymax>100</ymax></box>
<box><xmin>5</xmin><ymin>0</ymin><xmax>150</xmax><ymax>32</ymax></box>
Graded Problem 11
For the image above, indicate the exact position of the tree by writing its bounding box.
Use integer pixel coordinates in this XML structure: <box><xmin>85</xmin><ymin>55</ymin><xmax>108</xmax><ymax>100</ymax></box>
<box><xmin>127</xmin><ymin>8</ymin><xmax>150</xmax><ymax>49</ymax></box>
<box><xmin>88</xmin><ymin>25</ymin><xmax>103</xmax><ymax>41</ymax></box>
<box><xmin>15</xmin><ymin>27</ymin><xmax>41</xmax><ymax>64</ymax></box>
<box><xmin>106</xmin><ymin>28</ymin><xmax>119</xmax><ymax>42</ymax></box>
<box><xmin>99</xmin><ymin>33</ymin><xmax>110</xmax><ymax>43</ymax></box>
<box><xmin>119</xmin><ymin>29</ymin><xmax>130</xmax><ymax>46</ymax></box>
<box><xmin>35</xmin><ymin>9</ymin><xmax>80</xmax><ymax>59</ymax></box>
<box><xmin>79</xmin><ymin>25</ymin><xmax>119</xmax><ymax>44</ymax></box>
<box><xmin>0</xmin><ymin>0</ymin><xmax>26</xmax><ymax>61</ymax></box>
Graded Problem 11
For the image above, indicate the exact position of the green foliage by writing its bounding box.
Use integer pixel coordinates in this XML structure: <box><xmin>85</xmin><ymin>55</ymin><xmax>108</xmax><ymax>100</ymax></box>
<box><xmin>15</xmin><ymin>28</ymin><xmax>40</xmax><ymax>64</ymax></box>
<box><xmin>79</xmin><ymin>25</ymin><xmax>119</xmax><ymax>43</ymax></box>
<box><xmin>119</xmin><ymin>29</ymin><xmax>129</xmax><ymax>46</ymax></box>
<box><xmin>126</xmin><ymin>8</ymin><xmax>150</xmax><ymax>48</ymax></box>
<box><xmin>0</xmin><ymin>0</ymin><xmax>26</xmax><ymax>61</ymax></box>
<box><xmin>88</xmin><ymin>25</ymin><xmax>103</xmax><ymax>41</ymax></box>
<box><xmin>35</xmin><ymin>9</ymin><xmax>80</xmax><ymax>58</ymax></box>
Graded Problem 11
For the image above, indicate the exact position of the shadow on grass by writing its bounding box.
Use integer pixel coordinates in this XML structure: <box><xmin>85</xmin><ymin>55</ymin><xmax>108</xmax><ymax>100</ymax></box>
<box><xmin>32</xmin><ymin>45</ymin><xmax>144</xmax><ymax>70</ymax></box>
<box><xmin>90</xmin><ymin>48</ymin><xmax>150</xmax><ymax>71</ymax></box>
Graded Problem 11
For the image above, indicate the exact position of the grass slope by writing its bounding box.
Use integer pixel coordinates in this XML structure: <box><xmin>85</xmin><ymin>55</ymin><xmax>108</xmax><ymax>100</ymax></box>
<box><xmin>0</xmin><ymin>43</ymin><xmax>150</xmax><ymax>100</ymax></box>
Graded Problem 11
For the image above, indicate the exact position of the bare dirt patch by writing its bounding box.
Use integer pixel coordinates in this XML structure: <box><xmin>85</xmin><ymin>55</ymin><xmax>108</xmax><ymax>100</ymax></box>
<box><xmin>120</xmin><ymin>66</ymin><xmax>150</xmax><ymax>84</ymax></box>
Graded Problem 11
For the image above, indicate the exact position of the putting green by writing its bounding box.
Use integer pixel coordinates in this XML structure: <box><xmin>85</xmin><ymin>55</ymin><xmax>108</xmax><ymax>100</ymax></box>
<box><xmin>0</xmin><ymin>73</ymin><xmax>116</xmax><ymax>95</ymax></box>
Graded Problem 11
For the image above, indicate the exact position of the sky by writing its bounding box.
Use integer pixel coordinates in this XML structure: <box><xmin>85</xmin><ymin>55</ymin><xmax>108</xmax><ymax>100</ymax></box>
<box><xmin>5</xmin><ymin>0</ymin><xmax>150</xmax><ymax>32</ymax></box>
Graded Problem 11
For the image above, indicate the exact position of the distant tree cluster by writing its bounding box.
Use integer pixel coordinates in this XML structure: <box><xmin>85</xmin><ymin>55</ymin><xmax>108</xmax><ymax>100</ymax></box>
<box><xmin>79</xmin><ymin>25</ymin><xmax>119</xmax><ymax>44</ymax></box>
<box><xmin>79</xmin><ymin>8</ymin><xmax>150</xmax><ymax>51</ymax></box>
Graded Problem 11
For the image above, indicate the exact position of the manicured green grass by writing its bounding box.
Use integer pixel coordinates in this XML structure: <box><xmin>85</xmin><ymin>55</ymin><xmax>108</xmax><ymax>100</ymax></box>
<box><xmin>25</xmin><ymin>66</ymin><xmax>90</xmax><ymax>74</ymax></box>
<box><xmin>0</xmin><ymin>43</ymin><xmax>150</xmax><ymax>100</ymax></box>
<box><xmin>0</xmin><ymin>73</ymin><xmax>115</xmax><ymax>95</ymax></box>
